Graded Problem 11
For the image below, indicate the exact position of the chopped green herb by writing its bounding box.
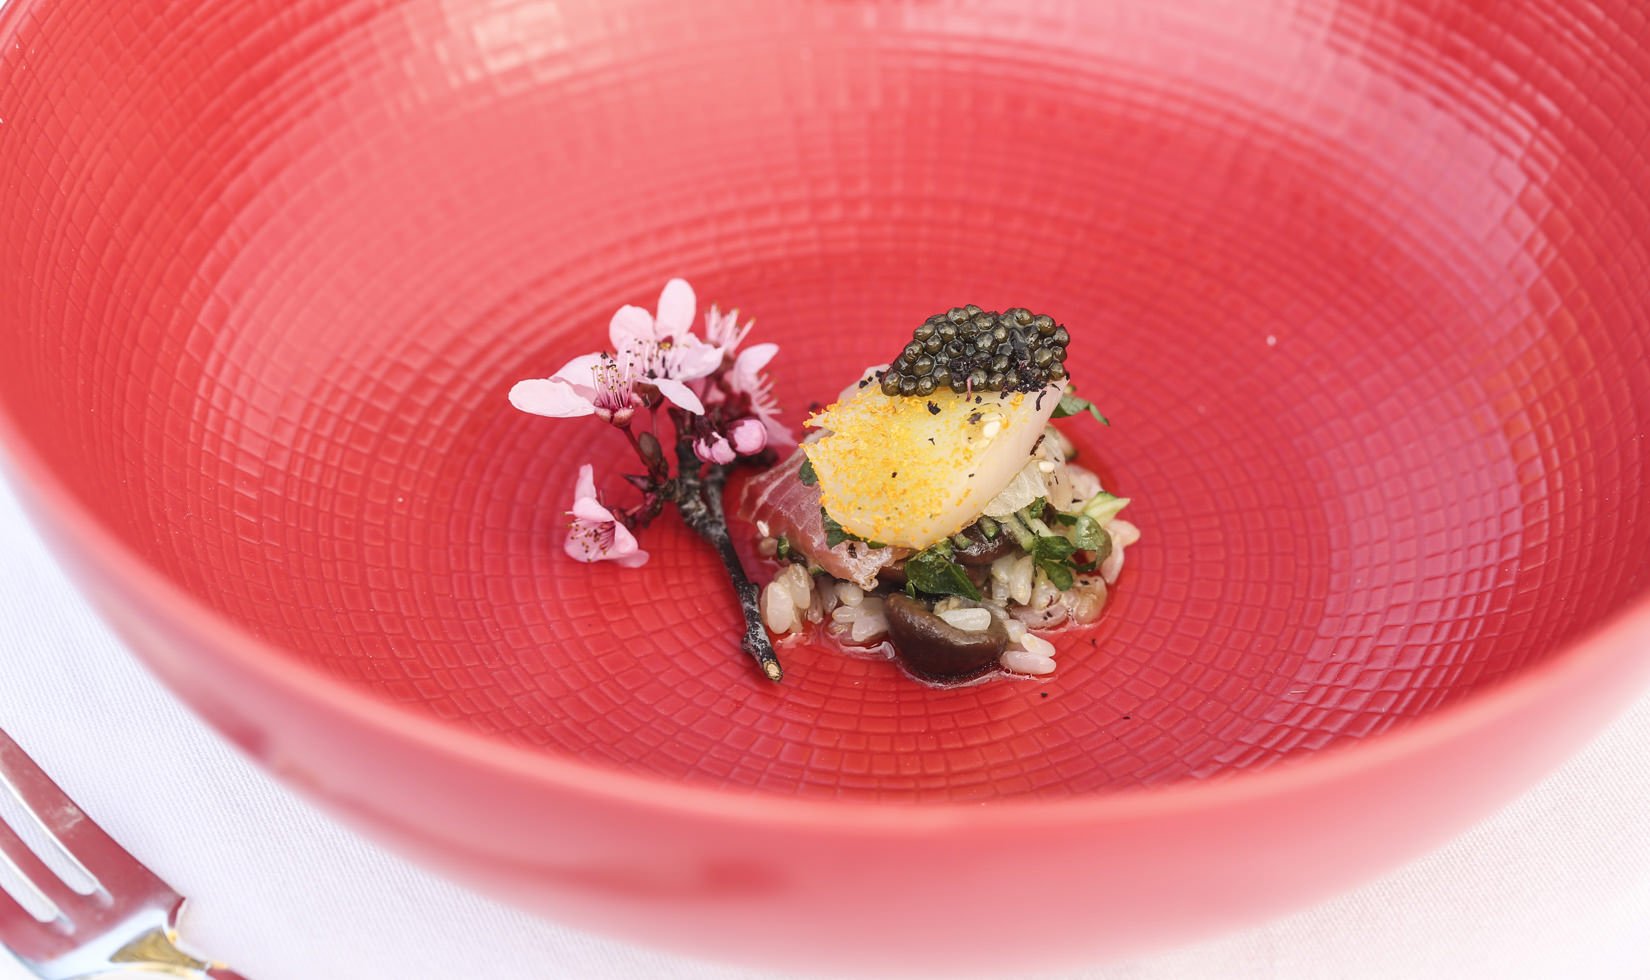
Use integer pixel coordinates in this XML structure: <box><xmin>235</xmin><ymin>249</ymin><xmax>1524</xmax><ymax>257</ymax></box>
<box><xmin>1036</xmin><ymin>557</ymin><xmax>1074</xmax><ymax>590</ymax></box>
<box><xmin>798</xmin><ymin>458</ymin><xmax>818</xmax><ymax>486</ymax></box>
<box><xmin>905</xmin><ymin>546</ymin><xmax>982</xmax><ymax>600</ymax></box>
<box><xmin>1033</xmin><ymin>535</ymin><xmax>1076</xmax><ymax>563</ymax></box>
<box><xmin>977</xmin><ymin>516</ymin><xmax>1000</xmax><ymax>539</ymax></box>
<box><xmin>1089</xmin><ymin>525</ymin><xmax>1113</xmax><ymax>565</ymax></box>
<box><xmin>775</xmin><ymin>535</ymin><xmax>792</xmax><ymax>560</ymax></box>
<box><xmin>996</xmin><ymin>514</ymin><xmax>1036</xmax><ymax>544</ymax></box>
<box><xmin>1051</xmin><ymin>389</ymin><xmax>1111</xmax><ymax>426</ymax></box>
<box><xmin>1018</xmin><ymin>498</ymin><xmax>1054</xmax><ymax>538</ymax></box>
<box><xmin>821</xmin><ymin>508</ymin><xmax>852</xmax><ymax>548</ymax></box>
<box><xmin>1003</xmin><ymin>514</ymin><xmax>1037</xmax><ymax>550</ymax></box>
<box><xmin>1069</xmin><ymin>514</ymin><xmax>1103</xmax><ymax>551</ymax></box>
<box><xmin>820</xmin><ymin>508</ymin><xmax>882</xmax><ymax>550</ymax></box>
<box><xmin>1032</xmin><ymin>535</ymin><xmax>1078</xmax><ymax>590</ymax></box>
<box><xmin>1080</xmin><ymin>491</ymin><xmax>1130</xmax><ymax>526</ymax></box>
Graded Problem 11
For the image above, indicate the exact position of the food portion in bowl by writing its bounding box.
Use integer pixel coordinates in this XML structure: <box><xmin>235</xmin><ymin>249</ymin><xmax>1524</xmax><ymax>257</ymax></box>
<box><xmin>742</xmin><ymin>306</ymin><xmax>1137</xmax><ymax>683</ymax></box>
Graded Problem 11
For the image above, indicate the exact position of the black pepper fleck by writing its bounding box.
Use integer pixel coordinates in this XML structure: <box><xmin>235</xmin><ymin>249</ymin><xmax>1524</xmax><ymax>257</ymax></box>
<box><xmin>926</xmin><ymin>401</ymin><xmax>941</xmax><ymax>415</ymax></box>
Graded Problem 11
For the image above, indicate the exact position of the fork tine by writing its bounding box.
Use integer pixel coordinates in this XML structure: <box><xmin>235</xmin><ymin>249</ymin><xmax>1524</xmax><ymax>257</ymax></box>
<box><xmin>0</xmin><ymin>858</ymin><xmax>67</xmax><ymax>965</ymax></box>
<box><xmin>0</xmin><ymin>728</ymin><xmax>159</xmax><ymax>891</ymax></box>
<box><xmin>0</xmin><ymin>808</ymin><xmax>80</xmax><ymax>913</ymax></box>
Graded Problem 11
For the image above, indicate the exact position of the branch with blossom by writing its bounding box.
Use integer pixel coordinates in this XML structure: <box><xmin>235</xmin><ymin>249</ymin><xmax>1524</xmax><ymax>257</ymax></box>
<box><xmin>510</xmin><ymin>279</ymin><xmax>793</xmax><ymax>682</ymax></box>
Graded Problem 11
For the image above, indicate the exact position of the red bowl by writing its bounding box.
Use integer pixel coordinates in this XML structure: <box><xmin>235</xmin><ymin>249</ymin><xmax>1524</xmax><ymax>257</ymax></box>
<box><xmin>2</xmin><ymin>0</ymin><xmax>1648</xmax><ymax>972</ymax></box>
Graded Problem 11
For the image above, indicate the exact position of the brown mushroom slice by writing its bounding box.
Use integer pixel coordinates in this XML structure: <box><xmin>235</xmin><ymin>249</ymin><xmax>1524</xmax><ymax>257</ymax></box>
<box><xmin>884</xmin><ymin>593</ymin><xmax>1007</xmax><ymax>682</ymax></box>
<box><xmin>950</xmin><ymin>523</ymin><xmax>1019</xmax><ymax>566</ymax></box>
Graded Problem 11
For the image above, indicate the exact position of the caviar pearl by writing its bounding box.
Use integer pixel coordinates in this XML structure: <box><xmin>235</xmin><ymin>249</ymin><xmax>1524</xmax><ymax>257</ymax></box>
<box><xmin>878</xmin><ymin>306</ymin><xmax>1073</xmax><ymax>396</ymax></box>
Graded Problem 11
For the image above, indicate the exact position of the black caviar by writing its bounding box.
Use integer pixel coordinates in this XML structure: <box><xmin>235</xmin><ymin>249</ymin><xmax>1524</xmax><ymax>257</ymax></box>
<box><xmin>879</xmin><ymin>305</ymin><xmax>1070</xmax><ymax>396</ymax></box>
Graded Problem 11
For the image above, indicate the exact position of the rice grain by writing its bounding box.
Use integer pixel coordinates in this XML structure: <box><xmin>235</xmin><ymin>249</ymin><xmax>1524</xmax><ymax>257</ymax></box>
<box><xmin>777</xmin><ymin>563</ymin><xmax>814</xmax><ymax>610</ymax></box>
<box><xmin>1019</xmin><ymin>632</ymin><xmax>1057</xmax><ymax>659</ymax></box>
<box><xmin>1010</xmin><ymin>555</ymin><xmax>1035</xmax><ymax>606</ymax></box>
<box><xmin>1001</xmin><ymin>649</ymin><xmax>1057</xmax><ymax>675</ymax></box>
<box><xmin>762</xmin><ymin>581</ymin><xmax>795</xmax><ymax>634</ymax></box>
<box><xmin>937</xmin><ymin>608</ymin><xmax>993</xmax><ymax>632</ymax></box>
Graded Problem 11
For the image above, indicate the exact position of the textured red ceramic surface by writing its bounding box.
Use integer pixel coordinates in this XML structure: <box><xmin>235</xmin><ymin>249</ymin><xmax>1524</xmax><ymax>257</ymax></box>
<box><xmin>2</xmin><ymin>0</ymin><xmax>1648</xmax><ymax>971</ymax></box>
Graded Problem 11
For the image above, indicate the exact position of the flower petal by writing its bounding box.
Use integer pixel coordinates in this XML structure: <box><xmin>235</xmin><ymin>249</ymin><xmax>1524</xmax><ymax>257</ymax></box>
<box><xmin>652</xmin><ymin>377</ymin><xmax>704</xmax><ymax>414</ymax></box>
<box><xmin>614</xmin><ymin>548</ymin><xmax>651</xmax><ymax>568</ymax></box>
<box><xmin>672</xmin><ymin>338</ymin><xmax>726</xmax><ymax>381</ymax></box>
<box><xmin>573</xmin><ymin>463</ymin><xmax>598</xmax><ymax>503</ymax></box>
<box><xmin>762</xmin><ymin>415</ymin><xmax>795</xmax><ymax>448</ymax></box>
<box><xmin>565</xmin><ymin>517</ymin><xmax>611</xmax><ymax>563</ymax></box>
<box><xmin>550</xmin><ymin>352</ymin><xmax>605</xmax><ymax>388</ymax></box>
<box><xmin>609</xmin><ymin>304</ymin><xmax>655</xmax><ymax>349</ymax></box>
<box><xmin>730</xmin><ymin>417</ymin><xmax>767</xmax><ymax>454</ymax></box>
<box><xmin>655</xmin><ymin>278</ymin><xmax>696</xmax><ymax>338</ymax></box>
<box><xmin>564</xmin><ymin>527</ymin><xmax>599</xmax><ymax>563</ymax></box>
<box><xmin>734</xmin><ymin>342</ymin><xmax>779</xmax><ymax>377</ymax></box>
<box><xmin>510</xmin><ymin>378</ymin><xmax>596</xmax><ymax>418</ymax></box>
<box><xmin>570</xmin><ymin>496</ymin><xmax>616</xmax><ymax>523</ymax></box>
<box><xmin>694</xmin><ymin>434</ymin><xmax>736</xmax><ymax>465</ymax></box>
<box><xmin>610</xmin><ymin>522</ymin><xmax>648</xmax><ymax>564</ymax></box>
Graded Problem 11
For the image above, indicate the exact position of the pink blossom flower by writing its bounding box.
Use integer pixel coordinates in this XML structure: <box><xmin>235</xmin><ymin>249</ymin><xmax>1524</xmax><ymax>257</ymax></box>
<box><xmin>693</xmin><ymin>417</ymin><xmax>767</xmax><ymax>466</ymax></box>
<box><xmin>693</xmin><ymin>432</ymin><xmax>737</xmax><ymax>466</ymax></box>
<box><xmin>609</xmin><ymin>278</ymin><xmax>722</xmax><ymax>414</ymax></box>
<box><xmin>725</xmin><ymin>342</ymin><xmax>792</xmax><ymax>447</ymax></box>
<box><xmin>565</xmin><ymin>464</ymin><xmax>649</xmax><ymax>567</ymax></box>
<box><xmin>729</xmin><ymin>417</ymin><xmax>767</xmax><ymax>455</ymax></box>
<box><xmin>701</xmin><ymin>304</ymin><xmax>752</xmax><ymax>354</ymax></box>
<box><xmin>509</xmin><ymin>352</ymin><xmax>643</xmax><ymax>424</ymax></box>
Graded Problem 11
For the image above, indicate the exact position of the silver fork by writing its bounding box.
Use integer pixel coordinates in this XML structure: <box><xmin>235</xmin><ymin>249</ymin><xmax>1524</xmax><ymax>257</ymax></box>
<box><xmin>0</xmin><ymin>727</ymin><xmax>245</xmax><ymax>979</ymax></box>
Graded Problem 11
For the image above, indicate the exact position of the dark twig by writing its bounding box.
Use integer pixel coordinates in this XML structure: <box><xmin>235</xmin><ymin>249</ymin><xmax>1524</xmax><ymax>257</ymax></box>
<box><xmin>664</xmin><ymin>414</ymin><xmax>782</xmax><ymax>682</ymax></box>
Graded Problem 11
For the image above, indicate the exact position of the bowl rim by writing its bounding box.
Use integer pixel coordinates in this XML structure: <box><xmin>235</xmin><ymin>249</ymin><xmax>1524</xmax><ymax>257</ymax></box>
<box><xmin>3</xmin><ymin>398</ymin><xmax>1649</xmax><ymax>832</ymax></box>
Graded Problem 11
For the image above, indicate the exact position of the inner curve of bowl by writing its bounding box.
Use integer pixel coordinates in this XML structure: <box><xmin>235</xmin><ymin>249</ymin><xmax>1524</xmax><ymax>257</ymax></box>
<box><xmin>1</xmin><ymin>0</ymin><xmax>1646</xmax><ymax>802</ymax></box>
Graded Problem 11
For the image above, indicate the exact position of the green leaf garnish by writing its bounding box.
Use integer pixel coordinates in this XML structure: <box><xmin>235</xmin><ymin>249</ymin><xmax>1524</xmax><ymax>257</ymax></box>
<box><xmin>1033</xmin><ymin>535</ymin><xmax>1076</xmax><ymax>563</ymax></box>
<box><xmin>1079</xmin><ymin>491</ymin><xmax>1130</xmax><ymax>525</ymax></box>
<box><xmin>799</xmin><ymin>458</ymin><xmax>818</xmax><ymax>486</ymax></box>
<box><xmin>1037</xmin><ymin>558</ymin><xmax>1075</xmax><ymax>590</ymax></box>
<box><xmin>1051</xmin><ymin>390</ymin><xmax>1111</xmax><ymax>426</ymax></box>
<box><xmin>820</xmin><ymin>508</ymin><xmax>882</xmax><ymax>549</ymax></box>
<box><xmin>775</xmin><ymin>535</ymin><xmax>792</xmax><ymax>560</ymax></box>
<box><xmin>1068</xmin><ymin>514</ymin><xmax>1103</xmax><ymax>551</ymax></box>
<box><xmin>821</xmin><ymin>508</ymin><xmax>851</xmax><ymax>548</ymax></box>
<box><xmin>1032</xmin><ymin>535</ymin><xmax>1078</xmax><ymax>590</ymax></box>
<box><xmin>905</xmin><ymin>546</ymin><xmax>982</xmax><ymax>601</ymax></box>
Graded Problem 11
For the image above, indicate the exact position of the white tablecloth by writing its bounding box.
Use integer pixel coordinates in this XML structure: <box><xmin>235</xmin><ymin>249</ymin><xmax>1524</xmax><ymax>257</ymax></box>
<box><xmin>0</xmin><ymin>470</ymin><xmax>1646</xmax><ymax>980</ymax></box>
